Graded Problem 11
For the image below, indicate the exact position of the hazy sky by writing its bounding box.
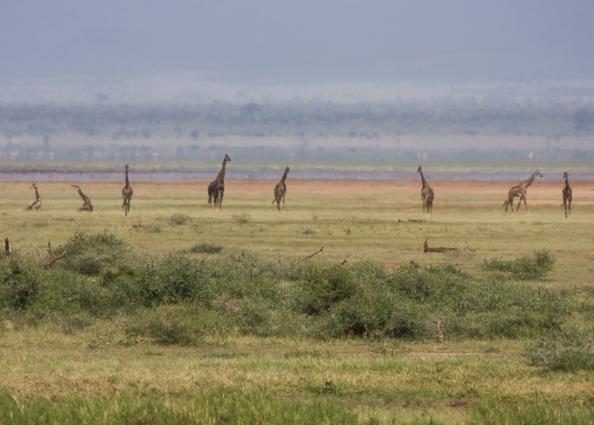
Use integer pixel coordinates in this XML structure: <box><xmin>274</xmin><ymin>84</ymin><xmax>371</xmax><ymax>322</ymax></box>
<box><xmin>1</xmin><ymin>0</ymin><xmax>593</xmax><ymax>82</ymax></box>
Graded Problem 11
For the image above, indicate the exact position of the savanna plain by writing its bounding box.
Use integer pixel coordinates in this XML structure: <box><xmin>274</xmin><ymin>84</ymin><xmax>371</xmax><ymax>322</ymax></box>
<box><xmin>0</xmin><ymin>177</ymin><xmax>593</xmax><ymax>424</ymax></box>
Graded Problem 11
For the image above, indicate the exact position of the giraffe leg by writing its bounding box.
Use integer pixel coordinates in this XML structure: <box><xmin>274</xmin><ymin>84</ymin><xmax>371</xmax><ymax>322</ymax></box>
<box><xmin>218</xmin><ymin>190</ymin><xmax>224</xmax><ymax>208</ymax></box>
<box><xmin>563</xmin><ymin>199</ymin><xmax>567</xmax><ymax>218</ymax></box>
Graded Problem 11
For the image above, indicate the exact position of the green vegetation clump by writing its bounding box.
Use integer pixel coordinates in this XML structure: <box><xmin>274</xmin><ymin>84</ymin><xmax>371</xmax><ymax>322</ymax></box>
<box><xmin>482</xmin><ymin>250</ymin><xmax>555</xmax><ymax>280</ymax></box>
<box><xmin>0</xmin><ymin>255</ymin><xmax>42</xmax><ymax>310</ymax></box>
<box><xmin>0</xmin><ymin>233</ymin><xmax>586</xmax><ymax>344</ymax></box>
<box><xmin>523</xmin><ymin>326</ymin><xmax>594</xmax><ymax>371</ymax></box>
<box><xmin>188</xmin><ymin>243</ymin><xmax>223</xmax><ymax>254</ymax></box>
<box><xmin>56</xmin><ymin>232</ymin><xmax>129</xmax><ymax>276</ymax></box>
<box><xmin>169</xmin><ymin>213</ymin><xmax>191</xmax><ymax>225</ymax></box>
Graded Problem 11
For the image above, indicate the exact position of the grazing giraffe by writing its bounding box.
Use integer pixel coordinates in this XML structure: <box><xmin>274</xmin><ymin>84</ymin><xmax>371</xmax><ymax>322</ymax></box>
<box><xmin>417</xmin><ymin>166</ymin><xmax>434</xmax><ymax>214</ymax></box>
<box><xmin>121</xmin><ymin>164</ymin><xmax>133</xmax><ymax>216</ymax></box>
<box><xmin>207</xmin><ymin>153</ymin><xmax>231</xmax><ymax>208</ymax></box>
<box><xmin>503</xmin><ymin>169</ymin><xmax>543</xmax><ymax>213</ymax></box>
<box><xmin>72</xmin><ymin>185</ymin><xmax>93</xmax><ymax>212</ymax></box>
<box><xmin>562</xmin><ymin>171</ymin><xmax>572</xmax><ymax>218</ymax></box>
<box><xmin>272</xmin><ymin>166</ymin><xmax>290</xmax><ymax>211</ymax></box>
<box><xmin>26</xmin><ymin>183</ymin><xmax>42</xmax><ymax>211</ymax></box>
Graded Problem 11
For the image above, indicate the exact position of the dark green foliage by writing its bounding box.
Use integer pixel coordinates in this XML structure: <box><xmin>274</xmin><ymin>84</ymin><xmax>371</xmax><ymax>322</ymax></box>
<box><xmin>125</xmin><ymin>304</ymin><xmax>230</xmax><ymax>345</ymax></box>
<box><xmin>136</xmin><ymin>255</ymin><xmax>212</xmax><ymax>306</ymax></box>
<box><xmin>483</xmin><ymin>250</ymin><xmax>555</xmax><ymax>280</ymax></box>
<box><xmin>0</xmin><ymin>255</ymin><xmax>41</xmax><ymax>310</ymax></box>
<box><xmin>298</xmin><ymin>264</ymin><xmax>358</xmax><ymax>315</ymax></box>
<box><xmin>0</xmin><ymin>233</ymin><xmax>584</xmax><ymax>344</ymax></box>
<box><xmin>524</xmin><ymin>326</ymin><xmax>594</xmax><ymax>371</ymax></box>
<box><xmin>56</xmin><ymin>232</ymin><xmax>130</xmax><ymax>276</ymax></box>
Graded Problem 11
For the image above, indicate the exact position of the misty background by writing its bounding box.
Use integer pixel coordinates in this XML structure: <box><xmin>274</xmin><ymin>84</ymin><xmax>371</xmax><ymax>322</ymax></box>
<box><xmin>0</xmin><ymin>0</ymin><xmax>593</xmax><ymax>172</ymax></box>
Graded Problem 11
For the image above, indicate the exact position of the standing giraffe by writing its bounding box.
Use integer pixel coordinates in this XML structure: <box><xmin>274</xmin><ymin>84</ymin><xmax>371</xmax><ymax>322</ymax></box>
<box><xmin>207</xmin><ymin>153</ymin><xmax>231</xmax><ymax>208</ymax></box>
<box><xmin>417</xmin><ymin>166</ymin><xmax>434</xmax><ymax>214</ymax></box>
<box><xmin>272</xmin><ymin>166</ymin><xmax>290</xmax><ymax>211</ymax></box>
<box><xmin>503</xmin><ymin>169</ymin><xmax>543</xmax><ymax>213</ymax></box>
<box><xmin>562</xmin><ymin>171</ymin><xmax>572</xmax><ymax>218</ymax></box>
<box><xmin>72</xmin><ymin>185</ymin><xmax>93</xmax><ymax>212</ymax></box>
<box><xmin>26</xmin><ymin>182</ymin><xmax>42</xmax><ymax>210</ymax></box>
<box><xmin>121</xmin><ymin>164</ymin><xmax>133</xmax><ymax>216</ymax></box>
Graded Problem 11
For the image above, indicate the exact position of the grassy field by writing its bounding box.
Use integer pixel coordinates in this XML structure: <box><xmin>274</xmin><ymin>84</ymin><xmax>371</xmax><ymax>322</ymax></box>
<box><xmin>0</xmin><ymin>178</ymin><xmax>593</xmax><ymax>424</ymax></box>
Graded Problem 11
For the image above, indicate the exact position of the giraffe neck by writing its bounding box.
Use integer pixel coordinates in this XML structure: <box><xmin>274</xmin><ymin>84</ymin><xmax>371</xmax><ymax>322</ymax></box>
<box><xmin>125</xmin><ymin>168</ymin><xmax>130</xmax><ymax>187</ymax></box>
<box><xmin>522</xmin><ymin>172</ymin><xmax>537</xmax><ymax>189</ymax></box>
<box><xmin>419</xmin><ymin>170</ymin><xmax>428</xmax><ymax>188</ymax></box>
<box><xmin>34</xmin><ymin>187</ymin><xmax>40</xmax><ymax>201</ymax></box>
<box><xmin>564</xmin><ymin>175</ymin><xmax>570</xmax><ymax>189</ymax></box>
<box><xmin>216</xmin><ymin>159</ymin><xmax>228</xmax><ymax>181</ymax></box>
<box><xmin>280</xmin><ymin>168</ymin><xmax>289</xmax><ymax>184</ymax></box>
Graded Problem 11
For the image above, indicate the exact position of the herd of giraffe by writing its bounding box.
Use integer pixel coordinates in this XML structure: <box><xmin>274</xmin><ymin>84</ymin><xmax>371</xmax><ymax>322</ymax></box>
<box><xmin>22</xmin><ymin>154</ymin><xmax>574</xmax><ymax>218</ymax></box>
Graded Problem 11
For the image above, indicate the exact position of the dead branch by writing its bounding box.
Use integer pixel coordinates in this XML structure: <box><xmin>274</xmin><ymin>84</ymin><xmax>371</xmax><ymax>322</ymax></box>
<box><xmin>304</xmin><ymin>246</ymin><xmax>324</xmax><ymax>260</ymax></box>
<box><xmin>44</xmin><ymin>252</ymin><xmax>67</xmax><ymax>270</ymax></box>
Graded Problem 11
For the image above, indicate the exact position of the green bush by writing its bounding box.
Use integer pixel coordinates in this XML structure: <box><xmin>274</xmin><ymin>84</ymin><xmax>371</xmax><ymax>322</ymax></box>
<box><xmin>125</xmin><ymin>304</ymin><xmax>231</xmax><ymax>345</ymax></box>
<box><xmin>137</xmin><ymin>255</ymin><xmax>212</xmax><ymax>306</ymax></box>
<box><xmin>297</xmin><ymin>264</ymin><xmax>359</xmax><ymax>315</ymax></box>
<box><xmin>0</xmin><ymin>255</ymin><xmax>42</xmax><ymax>310</ymax></box>
<box><xmin>483</xmin><ymin>250</ymin><xmax>555</xmax><ymax>280</ymax></box>
<box><xmin>523</xmin><ymin>326</ymin><xmax>594</xmax><ymax>371</ymax></box>
<box><xmin>56</xmin><ymin>232</ymin><xmax>131</xmax><ymax>276</ymax></box>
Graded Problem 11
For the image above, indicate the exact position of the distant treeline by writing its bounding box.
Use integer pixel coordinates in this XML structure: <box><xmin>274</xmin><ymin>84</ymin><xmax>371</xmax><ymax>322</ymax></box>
<box><xmin>0</xmin><ymin>101</ymin><xmax>593</xmax><ymax>161</ymax></box>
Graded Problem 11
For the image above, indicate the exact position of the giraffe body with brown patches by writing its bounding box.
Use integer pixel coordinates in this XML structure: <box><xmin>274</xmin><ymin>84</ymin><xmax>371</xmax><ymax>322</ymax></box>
<box><xmin>562</xmin><ymin>171</ymin><xmax>572</xmax><ymax>218</ymax></box>
<box><xmin>503</xmin><ymin>169</ymin><xmax>543</xmax><ymax>213</ymax></box>
<box><xmin>72</xmin><ymin>185</ymin><xmax>93</xmax><ymax>212</ymax></box>
<box><xmin>417</xmin><ymin>166</ymin><xmax>434</xmax><ymax>214</ymax></box>
<box><xmin>26</xmin><ymin>183</ymin><xmax>42</xmax><ymax>211</ymax></box>
<box><xmin>272</xmin><ymin>166</ymin><xmax>290</xmax><ymax>211</ymax></box>
<box><xmin>122</xmin><ymin>164</ymin><xmax>133</xmax><ymax>216</ymax></box>
<box><xmin>208</xmin><ymin>154</ymin><xmax>231</xmax><ymax>208</ymax></box>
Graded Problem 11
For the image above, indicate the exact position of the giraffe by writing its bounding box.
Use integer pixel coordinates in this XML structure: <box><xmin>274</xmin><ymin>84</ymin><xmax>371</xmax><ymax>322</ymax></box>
<box><xmin>562</xmin><ymin>171</ymin><xmax>572</xmax><ymax>218</ymax></box>
<box><xmin>207</xmin><ymin>153</ymin><xmax>231</xmax><ymax>208</ymax></box>
<box><xmin>272</xmin><ymin>166</ymin><xmax>290</xmax><ymax>211</ymax></box>
<box><xmin>417</xmin><ymin>166</ymin><xmax>434</xmax><ymax>214</ymax></box>
<box><xmin>121</xmin><ymin>164</ymin><xmax>133</xmax><ymax>216</ymax></box>
<box><xmin>26</xmin><ymin>182</ymin><xmax>42</xmax><ymax>210</ymax></box>
<box><xmin>503</xmin><ymin>169</ymin><xmax>543</xmax><ymax>213</ymax></box>
<box><xmin>72</xmin><ymin>185</ymin><xmax>93</xmax><ymax>212</ymax></box>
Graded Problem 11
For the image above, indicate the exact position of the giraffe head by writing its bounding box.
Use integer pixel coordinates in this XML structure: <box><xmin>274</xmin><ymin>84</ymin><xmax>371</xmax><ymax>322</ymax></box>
<box><xmin>285</xmin><ymin>166</ymin><xmax>290</xmax><ymax>173</ymax></box>
<box><xmin>535</xmin><ymin>169</ymin><xmax>543</xmax><ymax>178</ymax></box>
<box><xmin>563</xmin><ymin>171</ymin><xmax>569</xmax><ymax>179</ymax></box>
<box><xmin>417</xmin><ymin>166</ymin><xmax>423</xmax><ymax>174</ymax></box>
<box><xmin>224</xmin><ymin>153</ymin><xmax>231</xmax><ymax>163</ymax></box>
<box><xmin>31</xmin><ymin>182</ymin><xmax>38</xmax><ymax>190</ymax></box>
<box><xmin>125</xmin><ymin>164</ymin><xmax>129</xmax><ymax>170</ymax></box>
<box><xmin>71</xmin><ymin>184</ymin><xmax>80</xmax><ymax>190</ymax></box>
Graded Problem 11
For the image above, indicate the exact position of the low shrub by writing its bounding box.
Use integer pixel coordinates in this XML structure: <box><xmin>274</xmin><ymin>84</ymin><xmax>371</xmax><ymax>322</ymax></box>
<box><xmin>483</xmin><ymin>250</ymin><xmax>555</xmax><ymax>280</ymax></box>
<box><xmin>523</xmin><ymin>326</ymin><xmax>594</xmax><ymax>371</ymax></box>
<box><xmin>125</xmin><ymin>304</ymin><xmax>232</xmax><ymax>345</ymax></box>
<box><xmin>0</xmin><ymin>254</ymin><xmax>42</xmax><ymax>310</ymax></box>
<box><xmin>297</xmin><ymin>264</ymin><xmax>359</xmax><ymax>315</ymax></box>
<box><xmin>188</xmin><ymin>243</ymin><xmax>223</xmax><ymax>254</ymax></box>
<box><xmin>169</xmin><ymin>213</ymin><xmax>191</xmax><ymax>225</ymax></box>
<box><xmin>56</xmin><ymin>232</ymin><xmax>131</xmax><ymax>276</ymax></box>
